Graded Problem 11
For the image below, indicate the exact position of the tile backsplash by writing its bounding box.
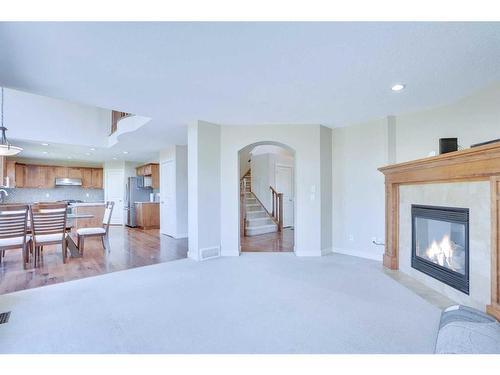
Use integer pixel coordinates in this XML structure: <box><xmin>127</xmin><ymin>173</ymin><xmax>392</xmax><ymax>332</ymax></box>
<box><xmin>3</xmin><ymin>187</ymin><xmax>105</xmax><ymax>203</ymax></box>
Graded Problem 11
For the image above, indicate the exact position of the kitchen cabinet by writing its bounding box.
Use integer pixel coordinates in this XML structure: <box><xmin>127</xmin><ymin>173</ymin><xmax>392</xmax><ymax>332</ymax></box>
<box><xmin>72</xmin><ymin>204</ymin><xmax>106</xmax><ymax>231</ymax></box>
<box><xmin>135</xmin><ymin>202</ymin><xmax>160</xmax><ymax>229</ymax></box>
<box><xmin>54</xmin><ymin>166</ymin><xmax>68</xmax><ymax>178</ymax></box>
<box><xmin>91</xmin><ymin>168</ymin><xmax>103</xmax><ymax>189</ymax></box>
<box><xmin>4</xmin><ymin>161</ymin><xmax>104</xmax><ymax>189</ymax></box>
<box><xmin>45</xmin><ymin>166</ymin><xmax>56</xmax><ymax>188</ymax></box>
<box><xmin>136</xmin><ymin>163</ymin><xmax>160</xmax><ymax>189</ymax></box>
<box><xmin>25</xmin><ymin>165</ymin><xmax>43</xmax><ymax>188</ymax></box>
<box><xmin>81</xmin><ymin>168</ymin><xmax>92</xmax><ymax>188</ymax></box>
<box><xmin>5</xmin><ymin>160</ymin><xmax>16</xmax><ymax>187</ymax></box>
<box><xmin>14</xmin><ymin>163</ymin><xmax>26</xmax><ymax>187</ymax></box>
<box><xmin>68</xmin><ymin>167</ymin><xmax>82</xmax><ymax>179</ymax></box>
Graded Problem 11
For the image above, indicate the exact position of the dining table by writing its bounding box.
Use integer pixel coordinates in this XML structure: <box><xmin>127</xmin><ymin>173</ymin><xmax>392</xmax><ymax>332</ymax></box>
<box><xmin>27</xmin><ymin>213</ymin><xmax>95</xmax><ymax>259</ymax></box>
<box><xmin>65</xmin><ymin>213</ymin><xmax>95</xmax><ymax>258</ymax></box>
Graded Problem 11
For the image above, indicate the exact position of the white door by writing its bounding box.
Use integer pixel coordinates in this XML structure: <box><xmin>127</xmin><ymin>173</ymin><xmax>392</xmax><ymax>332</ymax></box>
<box><xmin>105</xmin><ymin>169</ymin><xmax>125</xmax><ymax>225</ymax></box>
<box><xmin>160</xmin><ymin>160</ymin><xmax>176</xmax><ymax>236</ymax></box>
<box><xmin>275</xmin><ymin>165</ymin><xmax>294</xmax><ymax>228</ymax></box>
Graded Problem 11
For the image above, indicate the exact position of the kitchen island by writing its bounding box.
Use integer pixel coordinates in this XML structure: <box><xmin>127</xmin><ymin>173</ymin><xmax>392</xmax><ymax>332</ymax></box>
<box><xmin>135</xmin><ymin>202</ymin><xmax>160</xmax><ymax>229</ymax></box>
<box><xmin>70</xmin><ymin>202</ymin><xmax>105</xmax><ymax>230</ymax></box>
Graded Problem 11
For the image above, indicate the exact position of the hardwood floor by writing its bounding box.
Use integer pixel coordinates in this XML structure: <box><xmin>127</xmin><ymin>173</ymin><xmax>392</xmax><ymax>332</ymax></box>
<box><xmin>240</xmin><ymin>228</ymin><xmax>294</xmax><ymax>252</ymax></box>
<box><xmin>0</xmin><ymin>226</ymin><xmax>187</xmax><ymax>295</ymax></box>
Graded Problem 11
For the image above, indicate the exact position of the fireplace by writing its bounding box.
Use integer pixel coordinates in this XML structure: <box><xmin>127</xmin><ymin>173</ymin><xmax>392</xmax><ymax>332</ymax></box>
<box><xmin>411</xmin><ymin>205</ymin><xmax>469</xmax><ymax>294</ymax></box>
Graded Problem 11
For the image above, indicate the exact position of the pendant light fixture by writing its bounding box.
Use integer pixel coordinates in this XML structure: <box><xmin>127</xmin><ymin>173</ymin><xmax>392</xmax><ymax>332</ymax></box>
<box><xmin>0</xmin><ymin>87</ymin><xmax>23</xmax><ymax>156</ymax></box>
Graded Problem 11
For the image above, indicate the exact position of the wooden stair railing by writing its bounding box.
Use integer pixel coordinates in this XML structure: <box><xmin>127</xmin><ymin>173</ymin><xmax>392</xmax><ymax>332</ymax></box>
<box><xmin>270</xmin><ymin>186</ymin><xmax>283</xmax><ymax>232</ymax></box>
<box><xmin>240</xmin><ymin>170</ymin><xmax>251</xmax><ymax>236</ymax></box>
<box><xmin>110</xmin><ymin>111</ymin><xmax>133</xmax><ymax>135</ymax></box>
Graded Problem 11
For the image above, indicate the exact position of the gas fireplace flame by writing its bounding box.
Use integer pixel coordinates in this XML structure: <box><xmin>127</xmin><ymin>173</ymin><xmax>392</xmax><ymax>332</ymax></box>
<box><xmin>425</xmin><ymin>235</ymin><xmax>454</xmax><ymax>269</ymax></box>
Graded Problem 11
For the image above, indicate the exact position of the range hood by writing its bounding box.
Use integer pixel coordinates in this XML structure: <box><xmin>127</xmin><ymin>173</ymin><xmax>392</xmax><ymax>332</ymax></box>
<box><xmin>55</xmin><ymin>178</ymin><xmax>82</xmax><ymax>186</ymax></box>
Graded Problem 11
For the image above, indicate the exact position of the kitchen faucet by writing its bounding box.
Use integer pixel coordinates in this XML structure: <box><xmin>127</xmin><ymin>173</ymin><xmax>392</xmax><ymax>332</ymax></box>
<box><xmin>0</xmin><ymin>189</ymin><xmax>9</xmax><ymax>203</ymax></box>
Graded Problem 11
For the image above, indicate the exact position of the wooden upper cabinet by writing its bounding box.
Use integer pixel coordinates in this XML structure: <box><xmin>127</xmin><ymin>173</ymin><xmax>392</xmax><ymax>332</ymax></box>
<box><xmin>68</xmin><ymin>167</ymin><xmax>82</xmax><ymax>179</ymax></box>
<box><xmin>81</xmin><ymin>168</ymin><xmax>92</xmax><ymax>188</ymax></box>
<box><xmin>24</xmin><ymin>165</ymin><xmax>42</xmax><ymax>188</ymax></box>
<box><xmin>5</xmin><ymin>162</ymin><xmax>104</xmax><ymax>190</ymax></box>
<box><xmin>14</xmin><ymin>163</ymin><xmax>26</xmax><ymax>187</ymax></box>
<box><xmin>91</xmin><ymin>168</ymin><xmax>103</xmax><ymax>189</ymax></box>
<box><xmin>136</xmin><ymin>163</ymin><xmax>160</xmax><ymax>189</ymax></box>
<box><xmin>5</xmin><ymin>160</ymin><xmax>16</xmax><ymax>188</ymax></box>
<box><xmin>136</xmin><ymin>164</ymin><xmax>153</xmax><ymax>176</ymax></box>
<box><xmin>151</xmin><ymin>164</ymin><xmax>159</xmax><ymax>189</ymax></box>
<box><xmin>54</xmin><ymin>166</ymin><xmax>68</xmax><ymax>178</ymax></box>
<box><xmin>39</xmin><ymin>165</ymin><xmax>54</xmax><ymax>188</ymax></box>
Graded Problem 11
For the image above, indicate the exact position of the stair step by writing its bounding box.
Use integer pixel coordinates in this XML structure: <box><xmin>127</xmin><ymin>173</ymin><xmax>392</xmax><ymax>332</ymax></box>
<box><xmin>246</xmin><ymin>211</ymin><xmax>267</xmax><ymax>219</ymax></box>
<box><xmin>245</xmin><ymin>223</ymin><xmax>278</xmax><ymax>236</ymax></box>
<box><xmin>247</xmin><ymin>217</ymin><xmax>275</xmax><ymax>226</ymax></box>
<box><xmin>247</xmin><ymin>204</ymin><xmax>265</xmax><ymax>212</ymax></box>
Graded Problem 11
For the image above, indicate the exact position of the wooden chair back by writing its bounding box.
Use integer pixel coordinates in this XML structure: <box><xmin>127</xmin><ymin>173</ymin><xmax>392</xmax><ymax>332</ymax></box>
<box><xmin>0</xmin><ymin>204</ymin><xmax>30</xmax><ymax>246</ymax></box>
<box><xmin>30</xmin><ymin>202</ymin><xmax>68</xmax><ymax>237</ymax></box>
<box><xmin>102</xmin><ymin>201</ymin><xmax>115</xmax><ymax>233</ymax></box>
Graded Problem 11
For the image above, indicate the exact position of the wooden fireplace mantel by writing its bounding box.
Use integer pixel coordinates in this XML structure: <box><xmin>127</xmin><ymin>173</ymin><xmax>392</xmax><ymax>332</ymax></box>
<box><xmin>378</xmin><ymin>142</ymin><xmax>500</xmax><ymax>320</ymax></box>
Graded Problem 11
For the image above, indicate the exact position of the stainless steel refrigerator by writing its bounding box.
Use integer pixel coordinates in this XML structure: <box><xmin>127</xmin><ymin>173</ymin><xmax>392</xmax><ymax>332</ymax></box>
<box><xmin>124</xmin><ymin>176</ymin><xmax>152</xmax><ymax>227</ymax></box>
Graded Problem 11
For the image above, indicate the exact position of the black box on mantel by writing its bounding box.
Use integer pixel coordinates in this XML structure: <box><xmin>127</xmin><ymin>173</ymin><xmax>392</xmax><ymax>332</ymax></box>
<box><xmin>439</xmin><ymin>138</ymin><xmax>458</xmax><ymax>154</ymax></box>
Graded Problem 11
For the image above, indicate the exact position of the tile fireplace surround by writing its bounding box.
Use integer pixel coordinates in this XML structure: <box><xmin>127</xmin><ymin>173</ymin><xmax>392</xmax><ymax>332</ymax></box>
<box><xmin>400</xmin><ymin>182</ymin><xmax>489</xmax><ymax>309</ymax></box>
<box><xmin>379</xmin><ymin>142</ymin><xmax>500</xmax><ymax>320</ymax></box>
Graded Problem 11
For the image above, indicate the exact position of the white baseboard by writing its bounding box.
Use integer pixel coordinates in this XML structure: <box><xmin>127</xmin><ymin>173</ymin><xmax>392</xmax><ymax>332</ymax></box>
<box><xmin>332</xmin><ymin>247</ymin><xmax>383</xmax><ymax>262</ymax></box>
<box><xmin>321</xmin><ymin>247</ymin><xmax>333</xmax><ymax>256</ymax></box>
<box><xmin>295</xmin><ymin>250</ymin><xmax>322</xmax><ymax>257</ymax></box>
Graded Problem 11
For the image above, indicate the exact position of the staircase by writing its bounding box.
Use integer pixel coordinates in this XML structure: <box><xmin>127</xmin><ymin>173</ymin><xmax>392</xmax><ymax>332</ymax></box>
<box><xmin>241</xmin><ymin>171</ymin><xmax>278</xmax><ymax>236</ymax></box>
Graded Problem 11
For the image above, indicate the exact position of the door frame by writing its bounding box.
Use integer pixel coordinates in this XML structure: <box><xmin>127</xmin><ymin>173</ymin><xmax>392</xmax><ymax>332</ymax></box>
<box><xmin>237</xmin><ymin>142</ymin><xmax>297</xmax><ymax>254</ymax></box>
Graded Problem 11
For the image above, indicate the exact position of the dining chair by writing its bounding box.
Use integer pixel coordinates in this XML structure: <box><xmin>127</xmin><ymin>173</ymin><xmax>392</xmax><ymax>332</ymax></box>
<box><xmin>0</xmin><ymin>204</ymin><xmax>31</xmax><ymax>269</ymax></box>
<box><xmin>30</xmin><ymin>202</ymin><xmax>68</xmax><ymax>266</ymax></box>
<box><xmin>76</xmin><ymin>201</ymin><xmax>114</xmax><ymax>256</ymax></box>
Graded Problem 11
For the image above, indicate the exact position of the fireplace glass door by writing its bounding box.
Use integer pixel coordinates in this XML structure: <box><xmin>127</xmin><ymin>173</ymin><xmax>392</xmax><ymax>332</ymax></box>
<box><xmin>411</xmin><ymin>205</ymin><xmax>469</xmax><ymax>294</ymax></box>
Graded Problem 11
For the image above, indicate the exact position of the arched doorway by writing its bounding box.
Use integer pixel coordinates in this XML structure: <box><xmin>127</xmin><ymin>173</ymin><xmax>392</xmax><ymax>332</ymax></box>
<box><xmin>238</xmin><ymin>142</ymin><xmax>295</xmax><ymax>252</ymax></box>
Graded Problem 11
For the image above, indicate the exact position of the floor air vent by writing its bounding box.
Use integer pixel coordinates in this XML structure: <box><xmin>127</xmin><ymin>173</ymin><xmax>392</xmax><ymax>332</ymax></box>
<box><xmin>200</xmin><ymin>246</ymin><xmax>220</xmax><ymax>260</ymax></box>
<box><xmin>0</xmin><ymin>311</ymin><xmax>11</xmax><ymax>324</ymax></box>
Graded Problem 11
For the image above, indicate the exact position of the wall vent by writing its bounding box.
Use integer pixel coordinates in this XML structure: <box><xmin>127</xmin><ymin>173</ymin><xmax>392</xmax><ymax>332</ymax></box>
<box><xmin>0</xmin><ymin>311</ymin><xmax>11</xmax><ymax>324</ymax></box>
<box><xmin>200</xmin><ymin>246</ymin><xmax>221</xmax><ymax>260</ymax></box>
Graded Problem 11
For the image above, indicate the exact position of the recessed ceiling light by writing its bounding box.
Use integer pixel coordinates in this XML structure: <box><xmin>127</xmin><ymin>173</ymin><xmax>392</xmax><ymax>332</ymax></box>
<box><xmin>90</xmin><ymin>148</ymin><xmax>95</xmax><ymax>151</ymax></box>
<box><xmin>41</xmin><ymin>143</ymin><xmax>49</xmax><ymax>146</ymax></box>
<box><xmin>123</xmin><ymin>151</ymin><xmax>128</xmax><ymax>154</ymax></box>
<box><xmin>112</xmin><ymin>157</ymin><xmax>117</xmax><ymax>160</ymax></box>
<box><xmin>85</xmin><ymin>153</ymin><xmax>91</xmax><ymax>156</ymax></box>
<box><xmin>42</xmin><ymin>151</ymin><xmax>48</xmax><ymax>154</ymax></box>
<box><xmin>391</xmin><ymin>83</ymin><xmax>406</xmax><ymax>92</ymax></box>
<box><xmin>67</xmin><ymin>156</ymin><xmax>73</xmax><ymax>159</ymax></box>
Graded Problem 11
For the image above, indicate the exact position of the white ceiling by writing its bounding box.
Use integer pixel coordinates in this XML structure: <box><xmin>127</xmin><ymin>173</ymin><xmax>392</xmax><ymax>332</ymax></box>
<box><xmin>10</xmin><ymin>139</ymin><xmax>156</xmax><ymax>164</ymax></box>
<box><xmin>1</xmin><ymin>22</ymin><xmax>500</xmax><ymax>157</ymax></box>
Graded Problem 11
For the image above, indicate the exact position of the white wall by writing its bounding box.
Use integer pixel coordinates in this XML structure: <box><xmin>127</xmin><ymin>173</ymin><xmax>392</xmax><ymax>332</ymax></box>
<box><xmin>159</xmin><ymin>145</ymin><xmax>188</xmax><ymax>238</ymax></box>
<box><xmin>332</xmin><ymin>118</ymin><xmax>388</xmax><ymax>260</ymax></box>
<box><xmin>5</xmin><ymin>88</ymin><xmax>110</xmax><ymax>147</ymax></box>
<box><xmin>250</xmin><ymin>153</ymin><xmax>271</xmax><ymax>210</ymax></box>
<box><xmin>175</xmin><ymin>146</ymin><xmax>188</xmax><ymax>238</ymax></box>
<box><xmin>395</xmin><ymin>83</ymin><xmax>500</xmax><ymax>163</ymax></box>
<box><xmin>320</xmin><ymin>126</ymin><xmax>333</xmax><ymax>254</ymax></box>
<box><xmin>332</xmin><ymin>82</ymin><xmax>500</xmax><ymax>261</ymax></box>
<box><xmin>188</xmin><ymin>121</ymin><xmax>221</xmax><ymax>260</ymax></box>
